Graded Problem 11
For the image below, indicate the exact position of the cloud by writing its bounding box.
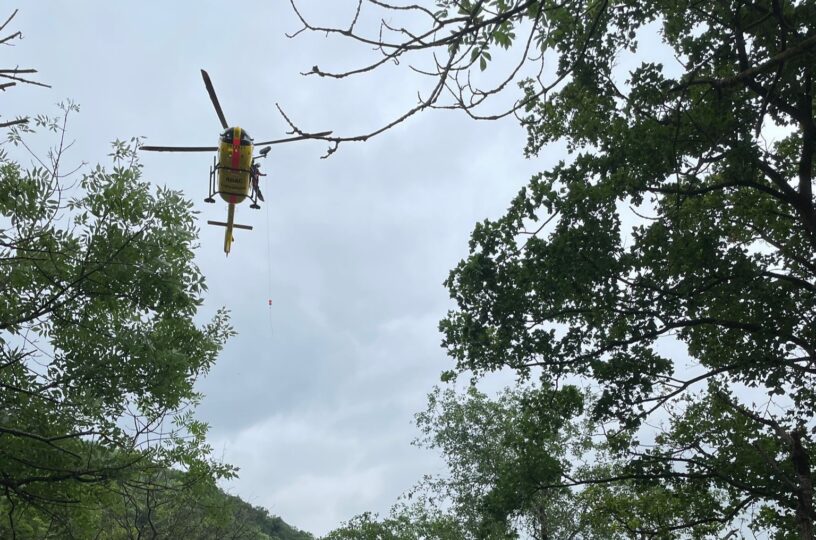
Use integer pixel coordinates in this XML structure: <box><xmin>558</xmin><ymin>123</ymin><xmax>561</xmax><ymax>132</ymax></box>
<box><xmin>212</xmin><ymin>405</ymin><xmax>444</xmax><ymax>534</ymax></box>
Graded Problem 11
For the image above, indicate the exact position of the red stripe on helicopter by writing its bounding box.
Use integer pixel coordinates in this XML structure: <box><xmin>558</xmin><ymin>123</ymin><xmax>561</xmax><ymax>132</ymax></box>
<box><xmin>231</xmin><ymin>127</ymin><xmax>241</xmax><ymax>169</ymax></box>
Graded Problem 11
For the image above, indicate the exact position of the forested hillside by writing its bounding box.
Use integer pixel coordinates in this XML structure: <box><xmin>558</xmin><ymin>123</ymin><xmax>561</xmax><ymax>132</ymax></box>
<box><xmin>1</xmin><ymin>451</ymin><xmax>312</xmax><ymax>539</ymax></box>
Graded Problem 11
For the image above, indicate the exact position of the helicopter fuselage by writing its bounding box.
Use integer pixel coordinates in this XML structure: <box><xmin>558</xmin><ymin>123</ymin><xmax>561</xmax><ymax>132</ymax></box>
<box><xmin>216</xmin><ymin>126</ymin><xmax>254</xmax><ymax>204</ymax></box>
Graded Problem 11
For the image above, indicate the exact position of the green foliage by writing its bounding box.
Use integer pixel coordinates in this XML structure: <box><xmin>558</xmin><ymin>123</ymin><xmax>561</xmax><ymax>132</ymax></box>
<box><xmin>310</xmin><ymin>0</ymin><xmax>815</xmax><ymax>535</ymax></box>
<box><xmin>414</xmin><ymin>385</ymin><xmax>584</xmax><ymax>537</ymax></box>
<box><xmin>0</xmin><ymin>453</ymin><xmax>313</xmax><ymax>539</ymax></box>
<box><xmin>242</xmin><ymin>502</ymin><xmax>314</xmax><ymax>540</ymax></box>
<box><xmin>324</xmin><ymin>510</ymin><xmax>463</xmax><ymax>540</ymax></box>
<box><xmin>93</xmin><ymin>473</ymin><xmax>315</xmax><ymax>540</ymax></box>
<box><xmin>326</xmin><ymin>385</ymin><xmax>632</xmax><ymax>539</ymax></box>
<box><xmin>282</xmin><ymin>0</ymin><xmax>816</xmax><ymax>534</ymax></box>
<box><xmin>432</xmin><ymin>0</ymin><xmax>816</xmax><ymax>537</ymax></box>
<box><xmin>0</xmin><ymin>105</ymin><xmax>237</xmax><ymax>536</ymax></box>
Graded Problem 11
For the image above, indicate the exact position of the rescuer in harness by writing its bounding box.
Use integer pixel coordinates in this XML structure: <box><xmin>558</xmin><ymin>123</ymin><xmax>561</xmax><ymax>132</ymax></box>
<box><xmin>250</xmin><ymin>162</ymin><xmax>266</xmax><ymax>203</ymax></box>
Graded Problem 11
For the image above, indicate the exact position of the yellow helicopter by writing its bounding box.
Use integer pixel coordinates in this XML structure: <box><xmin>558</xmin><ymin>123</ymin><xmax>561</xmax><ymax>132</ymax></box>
<box><xmin>140</xmin><ymin>70</ymin><xmax>330</xmax><ymax>255</ymax></box>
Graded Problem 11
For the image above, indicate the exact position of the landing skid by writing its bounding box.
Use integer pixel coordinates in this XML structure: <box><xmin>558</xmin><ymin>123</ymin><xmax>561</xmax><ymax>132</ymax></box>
<box><xmin>206</xmin><ymin>157</ymin><xmax>262</xmax><ymax>208</ymax></box>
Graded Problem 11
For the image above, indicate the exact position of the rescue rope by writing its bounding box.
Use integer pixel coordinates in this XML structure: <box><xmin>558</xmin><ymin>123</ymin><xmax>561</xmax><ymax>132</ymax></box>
<box><xmin>265</xmin><ymin>189</ymin><xmax>274</xmax><ymax>333</ymax></box>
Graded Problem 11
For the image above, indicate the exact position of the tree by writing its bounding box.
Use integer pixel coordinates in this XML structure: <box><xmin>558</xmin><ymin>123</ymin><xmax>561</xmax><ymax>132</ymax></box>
<box><xmin>291</xmin><ymin>0</ymin><xmax>816</xmax><ymax>537</ymax></box>
<box><xmin>411</xmin><ymin>385</ymin><xmax>591</xmax><ymax>539</ymax></box>
<box><xmin>0</xmin><ymin>103</ymin><xmax>234</xmax><ymax>536</ymax></box>
<box><xmin>326</xmin><ymin>385</ymin><xmax>636</xmax><ymax>540</ymax></box>
<box><xmin>324</xmin><ymin>510</ymin><xmax>464</xmax><ymax>540</ymax></box>
<box><xmin>436</xmin><ymin>1</ymin><xmax>816</xmax><ymax>537</ymax></box>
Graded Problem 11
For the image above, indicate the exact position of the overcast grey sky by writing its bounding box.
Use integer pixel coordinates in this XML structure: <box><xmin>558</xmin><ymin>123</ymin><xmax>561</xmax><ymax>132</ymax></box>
<box><xmin>4</xmin><ymin>2</ymin><xmax>563</xmax><ymax>534</ymax></box>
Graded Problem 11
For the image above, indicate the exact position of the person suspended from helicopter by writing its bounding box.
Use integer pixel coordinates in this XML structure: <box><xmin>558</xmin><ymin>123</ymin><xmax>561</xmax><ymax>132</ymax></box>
<box><xmin>251</xmin><ymin>161</ymin><xmax>266</xmax><ymax>202</ymax></box>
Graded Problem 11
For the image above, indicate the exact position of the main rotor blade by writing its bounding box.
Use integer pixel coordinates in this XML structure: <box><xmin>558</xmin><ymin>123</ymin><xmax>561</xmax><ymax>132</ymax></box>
<box><xmin>201</xmin><ymin>69</ymin><xmax>229</xmax><ymax>130</ymax></box>
<box><xmin>253</xmin><ymin>131</ymin><xmax>333</xmax><ymax>146</ymax></box>
<box><xmin>140</xmin><ymin>145</ymin><xmax>217</xmax><ymax>152</ymax></box>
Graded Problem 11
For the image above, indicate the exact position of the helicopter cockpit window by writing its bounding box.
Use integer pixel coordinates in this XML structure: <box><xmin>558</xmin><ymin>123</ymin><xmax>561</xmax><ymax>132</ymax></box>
<box><xmin>240</xmin><ymin>129</ymin><xmax>252</xmax><ymax>146</ymax></box>
<box><xmin>220</xmin><ymin>128</ymin><xmax>253</xmax><ymax>145</ymax></box>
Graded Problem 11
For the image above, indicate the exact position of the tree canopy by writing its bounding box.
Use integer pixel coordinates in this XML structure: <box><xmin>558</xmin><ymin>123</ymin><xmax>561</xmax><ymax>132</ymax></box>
<box><xmin>300</xmin><ymin>0</ymin><xmax>816</xmax><ymax>537</ymax></box>
<box><xmin>0</xmin><ymin>102</ymin><xmax>239</xmax><ymax>536</ymax></box>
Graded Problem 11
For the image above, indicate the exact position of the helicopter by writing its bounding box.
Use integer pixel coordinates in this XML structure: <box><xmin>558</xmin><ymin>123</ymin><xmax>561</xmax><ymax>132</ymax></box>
<box><xmin>140</xmin><ymin>69</ymin><xmax>330</xmax><ymax>255</ymax></box>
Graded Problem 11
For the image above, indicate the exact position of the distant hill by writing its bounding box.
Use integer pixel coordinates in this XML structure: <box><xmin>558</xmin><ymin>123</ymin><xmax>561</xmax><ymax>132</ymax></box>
<box><xmin>1</xmin><ymin>460</ymin><xmax>312</xmax><ymax>539</ymax></box>
<box><xmin>110</xmin><ymin>477</ymin><xmax>317</xmax><ymax>540</ymax></box>
<box><xmin>224</xmin><ymin>492</ymin><xmax>313</xmax><ymax>540</ymax></box>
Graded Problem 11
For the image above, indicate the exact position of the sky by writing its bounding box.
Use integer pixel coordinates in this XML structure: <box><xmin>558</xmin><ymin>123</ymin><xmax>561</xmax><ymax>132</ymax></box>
<box><xmin>3</xmin><ymin>2</ymin><xmax>554</xmax><ymax>534</ymax></box>
<box><xmin>4</xmin><ymin>5</ymin><xmax>803</xmax><ymax>537</ymax></box>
